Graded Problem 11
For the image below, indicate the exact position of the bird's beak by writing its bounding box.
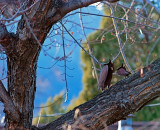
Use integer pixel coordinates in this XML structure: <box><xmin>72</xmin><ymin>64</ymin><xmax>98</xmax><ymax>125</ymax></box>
<box><xmin>111</xmin><ymin>67</ymin><xmax>114</xmax><ymax>71</ymax></box>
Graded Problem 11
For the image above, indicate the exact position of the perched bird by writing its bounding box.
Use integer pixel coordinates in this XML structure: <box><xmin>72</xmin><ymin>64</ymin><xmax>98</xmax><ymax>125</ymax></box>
<box><xmin>98</xmin><ymin>60</ymin><xmax>114</xmax><ymax>91</ymax></box>
<box><xmin>117</xmin><ymin>63</ymin><xmax>131</xmax><ymax>77</ymax></box>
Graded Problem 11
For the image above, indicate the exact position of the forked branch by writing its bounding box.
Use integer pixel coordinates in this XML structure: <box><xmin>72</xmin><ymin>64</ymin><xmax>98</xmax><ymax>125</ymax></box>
<box><xmin>0</xmin><ymin>23</ymin><xmax>15</xmax><ymax>48</ymax></box>
<box><xmin>0</xmin><ymin>80</ymin><xmax>20</xmax><ymax>122</ymax></box>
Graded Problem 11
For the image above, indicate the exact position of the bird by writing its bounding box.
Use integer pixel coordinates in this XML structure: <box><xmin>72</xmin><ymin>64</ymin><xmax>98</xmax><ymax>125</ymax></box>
<box><xmin>117</xmin><ymin>63</ymin><xmax>131</xmax><ymax>77</ymax></box>
<box><xmin>98</xmin><ymin>59</ymin><xmax>114</xmax><ymax>91</ymax></box>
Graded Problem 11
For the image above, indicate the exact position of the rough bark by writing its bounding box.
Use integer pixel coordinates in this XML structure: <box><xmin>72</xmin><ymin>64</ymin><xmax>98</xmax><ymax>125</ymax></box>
<box><xmin>6</xmin><ymin>39</ymin><xmax>40</xmax><ymax>129</ymax></box>
<box><xmin>0</xmin><ymin>80</ymin><xmax>20</xmax><ymax>123</ymax></box>
<box><xmin>39</xmin><ymin>58</ymin><xmax>160</xmax><ymax>130</ymax></box>
<box><xmin>2</xmin><ymin>0</ymin><xmax>156</xmax><ymax>129</ymax></box>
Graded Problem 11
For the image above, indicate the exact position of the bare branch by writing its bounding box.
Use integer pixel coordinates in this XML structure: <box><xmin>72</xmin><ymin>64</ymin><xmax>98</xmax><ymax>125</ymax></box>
<box><xmin>40</xmin><ymin>58</ymin><xmax>160</xmax><ymax>130</ymax></box>
<box><xmin>0</xmin><ymin>80</ymin><xmax>20</xmax><ymax>122</ymax></box>
<box><xmin>146</xmin><ymin>0</ymin><xmax>160</xmax><ymax>13</ymax></box>
<box><xmin>35</xmin><ymin>94</ymin><xmax>65</xmax><ymax>109</ymax></box>
<box><xmin>107</xmin><ymin>3</ymin><xmax>134</xmax><ymax>73</ymax></box>
<box><xmin>61</xmin><ymin>22</ymin><xmax>69</xmax><ymax>102</ymax></box>
<box><xmin>34</xmin><ymin>113</ymin><xmax>65</xmax><ymax>118</ymax></box>
<box><xmin>112</xmin><ymin>40</ymin><xmax>126</xmax><ymax>62</ymax></box>
<box><xmin>121</xmin><ymin>0</ymin><xmax>135</xmax><ymax>19</ymax></box>
<box><xmin>61</xmin><ymin>0</ymin><xmax>119</xmax><ymax>14</ymax></box>
<box><xmin>146</xmin><ymin>37</ymin><xmax>160</xmax><ymax>65</ymax></box>
<box><xmin>44</xmin><ymin>0</ymin><xmax>120</xmax><ymax>25</ymax></box>
<box><xmin>0</xmin><ymin>23</ymin><xmax>15</xmax><ymax>47</ymax></box>
<box><xmin>0</xmin><ymin>0</ymin><xmax>21</xmax><ymax>18</ymax></box>
<box><xmin>65</xmin><ymin>11</ymin><xmax>158</xmax><ymax>29</ymax></box>
<box><xmin>79</xmin><ymin>8</ymin><xmax>99</xmax><ymax>85</ymax></box>
<box><xmin>117</xmin><ymin>3</ymin><xmax>160</xmax><ymax>25</ymax></box>
<box><xmin>0</xmin><ymin>0</ymin><xmax>40</xmax><ymax>21</ymax></box>
<box><xmin>60</xmin><ymin>21</ymin><xmax>102</xmax><ymax>65</ymax></box>
<box><xmin>112</xmin><ymin>5</ymin><xmax>129</xmax><ymax>62</ymax></box>
<box><xmin>24</xmin><ymin>14</ymin><xmax>57</xmax><ymax>60</ymax></box>
<box><xmin>0</xmin><ymin>23</ymin><xmax>8</xmax><ymax>40</ymax></box>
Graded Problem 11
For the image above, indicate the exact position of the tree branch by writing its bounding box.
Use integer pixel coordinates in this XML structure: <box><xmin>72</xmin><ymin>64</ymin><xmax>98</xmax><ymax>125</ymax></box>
<box><xmin>42</xmin><ymin>0</ymin><xmax>120</xmax><ymax>27</ymax></box>
<box><xmin>146</xmin><ymin>0</ymin><xmax>160</xmax><ymax>14</ymax></box>
<box><xmin>108</xmin><ymin>3</ymin><xmax>134</xmax><ymax>73</ymax></box>
<box><xmin>146</xmin><ymin>37</ymin><xmax>160</xmax><ymax>66</ymax></box>
<box><xmin>0</xmin><ymin>23</ymin><xmax>8</xmax><ymax>41</ymax></box>
<box><xmin>79</xmin><ymin>8</ymin><xmax>99</xmax><ymax>86</ymax></box>
<box><xmin>0</xmin><ymin>0</ymin><xmax>21</xmax><ymax>19</ymax></box>
<box><xmin>0</xmin><ymin>0</ymin><xmax>40</xmax><ymax>21</ymax></box>
<box><xmin>0</xmin><ymin>80</ymin><xmax>20</xmax><ymax>122</ymax></box>
<box><xmin>39</xmin><ymin>58</ymin><xmax>160</xmax><ymax>129</ymax></box>
<box><xmin>0</xmin><ymin>23</ymin><xmax>15</xmax><ymax>48</ymax></box>
<box><xmin>61</xmin><ymin>0</ymin><xmax>119</xmax><ymax>14</ymax></box>
<box><xmin>61</xmin><ymin>22</ymin><xmax>69</xmax><ymax>102</ymax></box>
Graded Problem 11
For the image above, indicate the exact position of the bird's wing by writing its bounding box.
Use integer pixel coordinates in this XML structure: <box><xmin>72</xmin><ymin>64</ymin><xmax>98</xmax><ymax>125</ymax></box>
<box><xmin>98</xmin><ymin>65</ymin><xmax>108</xmax><ymax>89</ymax></box>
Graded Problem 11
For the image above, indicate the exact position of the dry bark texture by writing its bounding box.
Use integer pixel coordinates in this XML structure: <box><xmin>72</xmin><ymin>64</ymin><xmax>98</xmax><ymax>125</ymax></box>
<box><xmin>1</xmin><ymin>0</ymin><xmax>160</xmax><ymax>129</ymax></box>
<box><xmin>39</xmin><ymin>58</ymin><xmax>160</xmax><ymax>130</ymax></box>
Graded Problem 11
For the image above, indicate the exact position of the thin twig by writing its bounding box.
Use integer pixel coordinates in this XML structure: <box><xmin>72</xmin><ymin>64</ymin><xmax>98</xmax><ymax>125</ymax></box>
<box><xmin>37</xmin><ymin>111</ymin><xmax>41</xmax><ymax>127</ymax></box>
<box><xmin>0</xmin><ymin>0</ymin><xmax>40</xmax><ymax>21</ymax></box>
<box><xmin>64</xmin><ymin>20</ymin><xmax>103</xmax><ymax>31</ymax></box>
<box><xmin>35</xmin><ymin>95</ymin><xmax>64</xmax><ymax>109</ymax></box>
<box><xmin>64</xmin><ymin>12</ymin><xmax>159</xmax><ymax>29</ymax></box>
<box><xmin>117</xmin><ymin>3</ymin><xmax>160</xmax><ymax>26</ymax></box>
<box><xmin>106</xmin><ymin>3</ymin><xmax>134</xmax><ymax>73</ymax></box>
<box><xmin>0</xmin><ymin>80</ymin><xmax>20</xmax><ymax>122</ymax></box>
<box><xmin>121</xmin><ymin>0</ymin><xmax>135</xmax><ymax>19</ymax></box>
<box><xmin>79</xmin><ymin>8</ymin><xmax>99</xmax><ymax>84</ymax></box>
<box><xmin>24</xmin><ymin>14</ymin><xmax>59</xmax><ymax>61</ymax></box>
<box><xmin>37</xmin><ymin>45</ymin><xmax>76</xmax><ymax>69</ymax></box>
<box><xmin>61</xmin><ymin>21</ymin><xmax>68</xmax><ymax>102</ymax></box>
<box><xmin>146</xmin><ymin>37</ymin><xmax>160</xmax><ymax>66</ymax></box>
<box><xmin>112</xmin><ymin>4</ymin><xmax>129</xmax><ymax>62</ymax></box>
<box><xmin>24</xmin><ymin>14</ymin><xmax>43</xmax><ymax>48</ymax></box>
<box><xmin>59</xmin><ymin>21</ymin><xmax>102</xmax><ymax>65</ymax></box>
<box><xmin>112</xmin><ymin>41</ymin><xmax>127</xmax><ymax>62</ymax></box>
<box><xmin>146</xmin><ymin>0</ymin><xmax>160</xmax><ymax>13</ymax></box>
<box><xmin>34</xmin><ymin>113</ymin><xmax>64</xmax><ymax>118</ymax></box>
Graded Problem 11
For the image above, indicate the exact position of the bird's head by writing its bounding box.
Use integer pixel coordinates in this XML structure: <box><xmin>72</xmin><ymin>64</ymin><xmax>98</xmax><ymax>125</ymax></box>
<box><xmin>108</xmin><ymin>59</ymin><xmax>114</xmax><ymax>72</ymax></box>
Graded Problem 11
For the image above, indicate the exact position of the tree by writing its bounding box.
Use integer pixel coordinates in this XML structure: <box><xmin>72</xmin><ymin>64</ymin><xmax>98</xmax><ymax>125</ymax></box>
<box><xmin>133</xmin><ymin>99</ymin><xmax>160</xmax><ymax>121</ymax></box>
<box><xmin>69</xmin><ymin>3</ymin><xmax>160</xmax><ymax>121</ymax></box>
<box><xmin>0</xmin><ymin>0</ymin><xmax>160</xmax><ymax>129</ymax></box>
<box><xmin>40</xmin><ymin>58</ymin><xmax>160</xmax><ymax>130</ymax></box>
<box><xmin>33</xmin><ymin>92</ymin><xmax>65</xmax><ymax>124</ymax></box>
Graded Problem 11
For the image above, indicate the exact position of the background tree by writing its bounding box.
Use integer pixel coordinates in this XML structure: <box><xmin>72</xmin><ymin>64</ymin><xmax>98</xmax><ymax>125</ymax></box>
<box><xmin>33</xmin><ymin>92</ymin><xmax>65</xmax><ymax>124</ymax></box>
<box><xmin>0</xmin><ymin>0</ymin><xmax>160</xmax><ymax>129</ymax></box>
<box><xmin>69</xmin><ymin>2</ymin><xmax>160</xmax><ymax>121</ymax></box>
<box><xmin>39</xmin><ymin>2</ymin><xmax>160</xmax><ymax>122</ymax></box>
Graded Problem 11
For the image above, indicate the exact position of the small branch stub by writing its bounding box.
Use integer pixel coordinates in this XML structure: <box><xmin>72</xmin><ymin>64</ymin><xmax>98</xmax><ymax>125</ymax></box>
<box><xmin>0</xmin><ymin>23</ymin><xmax>8</xmax><ymax>40</ymax></box>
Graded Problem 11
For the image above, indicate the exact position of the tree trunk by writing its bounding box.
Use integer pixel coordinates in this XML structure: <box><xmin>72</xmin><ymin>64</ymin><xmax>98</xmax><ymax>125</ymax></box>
<box><xmin>5</xmin><ymin>39</ymin><xmax>40</xmax><ymax>129</ymax></box>
<box><xmin>0</xmin><ymin>0</ymin><xmax>158</xmax><ymax>129</ymax></box>
<box><xmin>40</xmin><ymin>58</ymin><xmax>160</xmax><ymax>130</ymax></box>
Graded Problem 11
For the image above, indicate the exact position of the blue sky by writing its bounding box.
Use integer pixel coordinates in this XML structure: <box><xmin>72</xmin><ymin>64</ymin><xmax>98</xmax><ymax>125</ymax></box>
<box><xmin>0</xmin><ymin>4</ymin><xmax>103</xmax><ymax>118</ymax></box>
<box><xmin>0</xmin><ymin>0</ymin><xmax>159</xmax><ymax>123</ymax></box>
<box><xmin>33</xmin><ymin>5</ymin><xmax>103</xmax><ymax>116</ymax></box>
<box><xmin>33</xmin><ymin>0</ymin><xmax>160</xmax><ymax>118</ymax></box>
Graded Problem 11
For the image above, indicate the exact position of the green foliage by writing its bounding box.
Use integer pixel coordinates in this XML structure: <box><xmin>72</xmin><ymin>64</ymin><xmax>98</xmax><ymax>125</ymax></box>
<box><xmin>133</xmin><ymin>99</ymin><xmax>160</xmax><ymax>121</ymax></box>
<box><xmin>68</xmin><ymin>4</ymin><xmax>160</xmax><ymax>122</ymax></box>
<box><xmin>33</xmin><ymin>92</ymin><xmax>65</xmax><ymax>125</ymax></box>
<box><xmin>35</xmin><ymin>3</ymin><xmax>160</xmax><ymax>123</ymax></box>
